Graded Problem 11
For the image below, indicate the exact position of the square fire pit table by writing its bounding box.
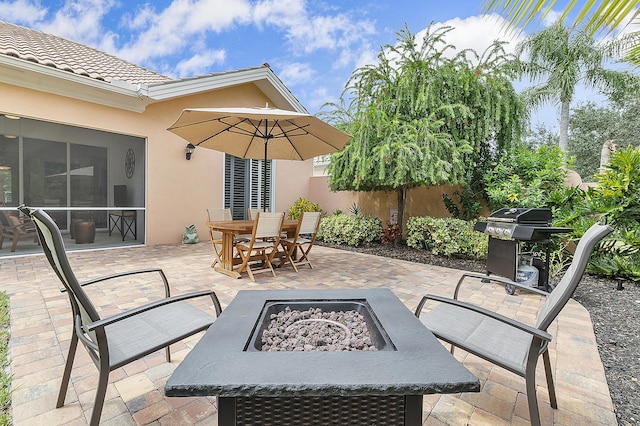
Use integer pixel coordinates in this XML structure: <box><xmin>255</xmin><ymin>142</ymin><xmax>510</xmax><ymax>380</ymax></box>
<box><xmin>165</xmin><ymin>288</ymin><xmax>479</xmax><ymax>425</ymax></box>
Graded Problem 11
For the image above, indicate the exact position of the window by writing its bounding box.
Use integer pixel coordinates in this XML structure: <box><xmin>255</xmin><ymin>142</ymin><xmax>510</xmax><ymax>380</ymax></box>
<box><xmin>0</xmin><ymin>115</ymin><xmax>146</xmax><ymax>256</ymax></box>
<box><xmin>224</xmin><ymin>154</ymin><xmax>272</xmax><ymax>219</ymax></box>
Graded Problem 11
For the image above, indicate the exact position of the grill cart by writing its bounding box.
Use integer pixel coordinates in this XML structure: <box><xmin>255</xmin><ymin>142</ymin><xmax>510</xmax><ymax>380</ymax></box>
<box><xmin>474</xmin><ymin>208</ymin><xmax>572</xmax><ymax>294</ymax></box>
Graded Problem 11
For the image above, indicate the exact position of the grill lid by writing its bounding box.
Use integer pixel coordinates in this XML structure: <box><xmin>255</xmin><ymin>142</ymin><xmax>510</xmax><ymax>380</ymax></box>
<box><xmin>488</xmin><ymin>208</ymin><xmax>551</xmax><ymax>225</ymax></box>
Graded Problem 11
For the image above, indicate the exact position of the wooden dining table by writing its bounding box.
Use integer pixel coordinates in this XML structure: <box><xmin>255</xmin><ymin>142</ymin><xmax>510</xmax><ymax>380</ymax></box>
<box><xmin>207</xmin><ymin>219</ymin><xmax>299</xmax><ymax>278</ymax></box>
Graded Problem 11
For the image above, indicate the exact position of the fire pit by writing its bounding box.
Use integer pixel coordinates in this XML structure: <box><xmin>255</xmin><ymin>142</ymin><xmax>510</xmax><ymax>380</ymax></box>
<box><xmin>165</xmin><ymin>289</ymin><xmax>479</xmax><ymax>426</ymax></box>
<box><xmin>248</xmin><ymin>301</ymin><xmax>394</xmax><ymax>352</ymax></box>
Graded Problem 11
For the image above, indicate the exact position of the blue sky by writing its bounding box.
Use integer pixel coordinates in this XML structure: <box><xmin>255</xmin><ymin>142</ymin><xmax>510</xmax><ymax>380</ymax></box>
<box><xmin>0</xmin><ymin>0</ymin><xmax>636</xmax><ymax>130</ymax></box>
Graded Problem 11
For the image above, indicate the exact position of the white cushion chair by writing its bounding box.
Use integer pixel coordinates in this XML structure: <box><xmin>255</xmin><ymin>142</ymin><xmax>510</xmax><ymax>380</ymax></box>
<box><xmin>235</xmin><ymin>211</ymin><xmax>285</xmax><ymax>281</ymax></box>
<box><xmin>280</xmin><ymin>211</ymin><xmax>322</xmax><ymax>272</ymax></box>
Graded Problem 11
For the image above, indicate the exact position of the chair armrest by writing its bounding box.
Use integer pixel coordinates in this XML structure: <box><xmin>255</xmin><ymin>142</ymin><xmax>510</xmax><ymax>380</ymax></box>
<box><xmin>62</xmin><ymin>268</ymin><xmax>170</xmax><ymax>297</ymax></box>
<box><xmin>87</xmin><ymin>290</ymin><xmax>222</xmax><ymax>331</ymax></box>
<box><xmin>453</xmin><ymin>271</ymin><xmax>549</xmax><ymax>299</ymax></box>
<box><xmin>416</xmin><ymin>294</ymin><xmax>552</xmax><ymax>342</ymax></box>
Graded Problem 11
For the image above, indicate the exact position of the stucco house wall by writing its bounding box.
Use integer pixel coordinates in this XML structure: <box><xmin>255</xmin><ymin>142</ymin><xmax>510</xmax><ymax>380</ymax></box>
<box><xmin>1</xmin><ymin>79</ymin><xmax>314</xmax><ymax>244</ymax></box>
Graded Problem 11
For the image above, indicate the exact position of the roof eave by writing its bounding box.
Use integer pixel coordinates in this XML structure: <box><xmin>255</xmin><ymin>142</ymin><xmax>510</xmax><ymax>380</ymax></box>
<box><xmin>0</xmin><ymin>55</ymin><xmax>307</xmax><ymax>115</ymax></box>
<box><xmin>147</xmin><ymin>66</ymin><xmax>308</xmax><ymax>113</ymax></box>
<box><xmin>0</xmin><ymin>54</ymin><xmax>151</xmax><ymax>113</ymax></box>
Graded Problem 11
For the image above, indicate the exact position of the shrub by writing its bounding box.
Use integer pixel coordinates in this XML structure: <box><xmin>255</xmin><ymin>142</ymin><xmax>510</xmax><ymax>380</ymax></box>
<box><xmin>552</xmin><ymin>146</ymin><xmax>640</xmax><ymax>280</ymax></box>
<box><xmin>381</xmin><ymin>224</ymin><xmax>402</xmax><ymax>245</ymax></box>
<box><xmin>406</xmin><ymin>216</ymin><xmax>487</xmax><ymax>259</ymax></box>
<box><xmin>317</xmin><ymin>214</ymin><xmax>383</xmax><ymax>246</ymax></box>
<box><xmin>484</xmin><ymin>144</ymin><xmax>569</xmax><ymax>210</ymax></box>
<box><xmin>288</xmin><ymin>198</ymin><xmax>323</xmax><ymax>220</ymax></box>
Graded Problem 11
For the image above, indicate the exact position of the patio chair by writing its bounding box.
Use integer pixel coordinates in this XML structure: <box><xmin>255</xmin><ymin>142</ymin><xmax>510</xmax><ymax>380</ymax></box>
<box><xmin>207</xmin><ymin>208</ymin><xmax>232</xmax><ymax>268</ymax></box>
<box><xmin>414</xmin><ymin>222</ymin><xmax>612</xmax><ymax>426</ymax></box>
<box><xmin>280</xmin><ymin>211</ymin><xmax>322</xmax><ymax>272</ymax></box>
<box><xmin>235</xmin><ymin>211</ymin><xmax>284</xmax><ymax>281</ymax></box>
<box><xmin>18</xmin><ymin>205</ymin><xmax>222</xmax><ymax>426</ymax></box>
<box><xmin>248</xmin><ymin>207</ymin><xmax>268</xmax><ymax>220</ymax></box>
<box><xmin>206</xmin><ymin>208</ymin><xmax>250</xmax><ymax>268</ymax></box>
<box><xmin>0</xmin><ymin>208</ymin><xmax>38</xmax><ymax>252</ymax></box>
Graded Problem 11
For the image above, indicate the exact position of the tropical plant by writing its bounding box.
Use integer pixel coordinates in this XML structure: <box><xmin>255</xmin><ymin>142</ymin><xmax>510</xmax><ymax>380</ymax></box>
<box><xmin>347</xmin><ymin>203</ymin><xmax>361</xmax><ymax>216</ymax></box>
<box><xmin>515</xmin><ymin>22</ymin><xmax>639</xmax><ymax>154</ymax></box>
<box><xmin>381</xmin><ymin>223</ymin><xmax>402</xmax><ymax>245</ymax></box>
<box><xmin>484</xmin><ymin>143</ymin><xmax>569</xmax><ymax>209</ymax></box>
<box><xmin>288</xmin><ymin>198</ymin><xmax>322</xmax><ymax>220</ymax></box>
<box><xmin>553</xmin><ymin>146</ymin><xmax>640</xmax><ymax>279</ymax></box>
<box><xmin>588</xmin><ymin>145</ymin><xmax>640</xmax><ymax>225</ymax></box>
<box><xmin>483</xmin><ymin>0</ymin><xmax>640</xmax><ymax>38</ymax></box>
<box><xmin>568</xmin><ymin>97</ymin><xmax>640</xmax><ymax>181</ymax></box>
<box><xmin>322</xmin><ymin>24</ymin><xmax>525</xmax><ymax>229</ymax></box>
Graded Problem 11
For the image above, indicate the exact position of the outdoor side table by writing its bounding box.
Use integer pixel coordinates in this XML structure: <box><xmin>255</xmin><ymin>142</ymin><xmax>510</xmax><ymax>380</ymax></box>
<box><xmin>108</xmin><ymin>210</ymin><xmax>136</xmax><ymax>241</ymax></box>
<box><xmin>165</xmin><ymin>288</ymin><xmax>479</xmax><ymax>426</ymax></box>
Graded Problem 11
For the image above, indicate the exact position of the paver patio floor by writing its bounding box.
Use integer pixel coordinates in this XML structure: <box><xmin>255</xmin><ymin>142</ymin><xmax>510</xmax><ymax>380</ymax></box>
<box><xmin>0</xmin><ymin>241</ymin><xmax>616</xmax><ymax>425</ymax></box>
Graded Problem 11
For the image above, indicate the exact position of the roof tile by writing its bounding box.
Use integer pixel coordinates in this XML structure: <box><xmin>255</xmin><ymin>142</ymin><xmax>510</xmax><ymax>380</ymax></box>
<box><xmin>0</xmin><ymin>20</ymin><xmax>172</xmax><ymax>85</ymax></box>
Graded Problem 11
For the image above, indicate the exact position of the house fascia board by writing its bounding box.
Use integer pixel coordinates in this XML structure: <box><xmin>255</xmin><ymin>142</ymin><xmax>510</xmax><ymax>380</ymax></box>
<box><xmin>147</xmin><ymin>67</ymin><xmax>308</xmax><ymax>113</ymax></box>
<box><xmin>0</xmin><ymin>54</ymin><xmax>151</xmax><ymax>113</ymax></box>
<box><xmin>0</xmin><ymin>55</ymin><xmax>306</xmax><ymax>114</ymax></box>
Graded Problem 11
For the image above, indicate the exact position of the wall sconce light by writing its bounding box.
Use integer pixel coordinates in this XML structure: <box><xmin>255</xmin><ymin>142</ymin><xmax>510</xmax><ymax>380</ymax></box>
<box><xmin>185</xmin><ymin>143</ymin><xmax>195</xmax><ymax>160</ymax></box>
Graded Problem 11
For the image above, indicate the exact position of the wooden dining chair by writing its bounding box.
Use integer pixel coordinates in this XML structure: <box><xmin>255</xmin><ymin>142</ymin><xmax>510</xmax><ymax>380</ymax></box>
<box><xmin>247</xmin><ymin>207</ymin><xmax>262</xmax><ymax>220</ymax></box>
<box><xmin>235</xmin><ymin>211</ymin><xmax>284</xmax><ymax>281</ymax></box>
<box><xmin>0</xmin><ymin>207</ymin><xmax>38</xmax><ymax>252</ymax></box>
<box><xmin>206</xmin><ymin>208</ymin><xmax>232</xmax><ymax>268</ymax></box>
<box><xmin>280</xmin><ymin>211</ymin><xmax>322</xmax><ymax>272</ymax></box>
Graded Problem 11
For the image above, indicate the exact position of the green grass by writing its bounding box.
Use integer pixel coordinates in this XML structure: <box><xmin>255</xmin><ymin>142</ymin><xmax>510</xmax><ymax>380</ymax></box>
<box><xmin>0</xmin><ymin>291</ymin><xmax>11</xmax><ymax>425</ymax></box>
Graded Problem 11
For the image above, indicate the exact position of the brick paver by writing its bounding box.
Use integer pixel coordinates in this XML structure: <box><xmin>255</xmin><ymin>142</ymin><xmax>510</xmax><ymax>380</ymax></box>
<box><xmin>0</xmin><ymin>242</ymin><xmax>616</xmax><ymax>425</ymax></box>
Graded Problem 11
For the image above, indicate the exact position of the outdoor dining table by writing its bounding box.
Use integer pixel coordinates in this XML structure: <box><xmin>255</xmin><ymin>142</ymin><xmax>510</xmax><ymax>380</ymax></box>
<box><xmin>165</xmin><ymin>288</ymin><xmax>480</xmax><ymax>426</ymax></box>
<box><xmin>207</xmin><ymin>219</ymin><xmax>299</xmax><ymax>278</ymax></box>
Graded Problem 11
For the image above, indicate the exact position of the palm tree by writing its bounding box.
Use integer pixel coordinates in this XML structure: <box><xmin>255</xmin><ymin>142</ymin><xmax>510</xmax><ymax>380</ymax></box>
<box><xmin>516</xmin><ymin>23</ymin><xmax>638</xmax><ymax>153</ymax></box>
<box><xmin>483</xmin><ymin>0</ymin><xmax>640</xmax><ymax>36</ymax></box>
<box><xmin>484</xmin><ymin>0</ymin><xmax>640</xmax><ymax>64</ymax></box>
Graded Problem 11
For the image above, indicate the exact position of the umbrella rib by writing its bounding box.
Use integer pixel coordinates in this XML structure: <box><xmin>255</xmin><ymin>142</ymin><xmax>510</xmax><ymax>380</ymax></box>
<box><xmin>277</xmin><ymin>119</ymin><xmax>346</xmax><ymax>152</ymax></box>
<box><xmin>196</xmin><ymin>117</ymin><xmax>266</xmax><ymax>146</ymax></box>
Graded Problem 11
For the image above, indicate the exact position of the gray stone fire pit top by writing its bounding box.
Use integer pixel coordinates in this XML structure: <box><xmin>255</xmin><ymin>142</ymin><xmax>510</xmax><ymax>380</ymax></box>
<box><xmin>165</xmin><ymin>288</ymin><xmax>479</xmax><ymax>398</ymax></box>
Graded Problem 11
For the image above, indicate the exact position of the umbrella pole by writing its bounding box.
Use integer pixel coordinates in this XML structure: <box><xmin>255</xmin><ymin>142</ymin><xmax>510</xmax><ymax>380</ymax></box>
<box><xmin>263</xmin><ymin>120</ymin><xmax>268</xmax><ymax>212</ymax></box>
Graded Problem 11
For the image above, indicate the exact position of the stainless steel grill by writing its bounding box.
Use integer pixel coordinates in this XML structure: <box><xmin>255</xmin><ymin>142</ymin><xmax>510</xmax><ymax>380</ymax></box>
<box><xmin>475</xmin><ymin>208</ymin><xmax>571</xmax><ymax>292</ymax></box>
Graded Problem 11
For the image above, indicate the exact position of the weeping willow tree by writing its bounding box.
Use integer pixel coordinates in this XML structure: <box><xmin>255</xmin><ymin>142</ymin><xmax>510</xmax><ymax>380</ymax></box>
<box><xmin>321</xmin><ymin>24</ymin><xmax>526</xmax><ymax>228</ymax></box>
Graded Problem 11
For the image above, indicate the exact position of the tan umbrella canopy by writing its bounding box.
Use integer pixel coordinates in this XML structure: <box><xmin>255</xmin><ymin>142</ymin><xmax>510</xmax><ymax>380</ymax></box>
<box><xmin>167</xmin><ymin>106</ymin><xmax>352</xmax><ymax>210</ymax></box>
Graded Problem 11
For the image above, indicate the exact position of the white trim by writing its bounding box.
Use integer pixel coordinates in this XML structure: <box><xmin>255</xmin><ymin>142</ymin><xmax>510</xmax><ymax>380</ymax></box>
<box><xmin>148</xmin><ymin>66</ymin><xmax>307</xmax><ymax>113</ymax></box>
<box><xmin>0</xmin><ymin>55</ymin><xmax>151</xmax><ymax>112</ymax></box>
<box><xmin>0</xmin><ymin>55</ymin><xmax>306</xmax><ymax>114</ymax></box>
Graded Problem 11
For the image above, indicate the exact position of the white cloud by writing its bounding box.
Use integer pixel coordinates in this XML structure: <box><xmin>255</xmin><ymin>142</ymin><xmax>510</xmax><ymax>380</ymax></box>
<box><xmin>39</xmin><ymin>0</ymin><xmax>118</xmax><ymax>46</ymax></box>
<box><xmin>542</xmin><ymin>10</ymin><xmax>563</xmax><ymax>27</ymax></box>
<box><xmin>0</xmin><ymin>0</ymin><xmax>48</xmax><ymax>23</ymax></box>
<box><xmin>114</xmin><ymin>0</ymin><xmax>251</xmax><ymax>65</ymax></box>
<box><xmin>277</xmin><ymin>62</ymin><xmax>315</xmax><ymax>87</ymax></box>
<box><xmin>427</xmin><ymin>14</ymin><xmax>524</xmax><ymax>59</ymax></box>
<box><xmin>251</xmin><ymin>0</ymin><xmax>376</xmax><ymax>69</ymax></box>
<box><xmin>173</xmin><ymin>50</ymin><xmax>227</xmax><ymax>78</ymax></box>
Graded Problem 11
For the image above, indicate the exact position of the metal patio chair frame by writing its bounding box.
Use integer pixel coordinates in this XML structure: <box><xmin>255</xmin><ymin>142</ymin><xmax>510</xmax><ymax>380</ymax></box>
<box><xmin>19</xmin><ymin>205</ymin><xmax>222</xmax><ymax>426</ymax></box>
<box><xmin>414</xmin><ymin>222</ymin><xmax>613</xmax><ymax>426</ymax></box>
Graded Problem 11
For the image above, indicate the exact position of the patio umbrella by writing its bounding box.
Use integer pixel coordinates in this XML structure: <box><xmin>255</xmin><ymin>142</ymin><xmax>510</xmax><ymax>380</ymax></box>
<box><xmin>167</xmin><ymin>106</ymin><xmax>352</xmax><ymax>211</ymax></box>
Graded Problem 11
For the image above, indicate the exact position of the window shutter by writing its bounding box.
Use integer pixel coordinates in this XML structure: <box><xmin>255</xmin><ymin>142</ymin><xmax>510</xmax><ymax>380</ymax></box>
<box><xmin>224</xmin><ymin>155</ymin><xmax>248</xmax><ymax>219</ymax></box>
<box><xmin>224</xmin><ymin>155</ymin><xmax>272</xmax><ymax>218</ymax></box>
